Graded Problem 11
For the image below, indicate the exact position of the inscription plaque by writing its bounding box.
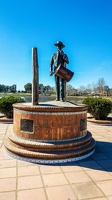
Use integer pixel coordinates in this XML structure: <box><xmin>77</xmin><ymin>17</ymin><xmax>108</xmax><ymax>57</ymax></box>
<box><xmin>80</xmin><ymin>118</ymin><xmax>87</xmax><ymax>131</ymax></box>
<box><xmin>21</xmin><ymin>119</ymin><xmax>33</xmax><ymax>132</ymax></box>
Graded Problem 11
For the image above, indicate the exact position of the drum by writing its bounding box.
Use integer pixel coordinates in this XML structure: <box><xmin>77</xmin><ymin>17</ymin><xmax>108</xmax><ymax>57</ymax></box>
<box><xmin>54</xmin><ymin>64</ymin><xmax>74</xmax><ymax>82</ymax></box>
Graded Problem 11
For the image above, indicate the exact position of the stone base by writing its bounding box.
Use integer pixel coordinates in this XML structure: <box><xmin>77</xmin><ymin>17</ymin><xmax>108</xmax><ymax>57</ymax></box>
<box><xmin>5</xmin><ymin>149</ymin><xmax>95</xmax><ymax>164</ymax></box>
<box><xmin>4</xmin><ymin>101</ymin><xmax>96</xmax><ymax>163</ymax></box>
<box><xmin>87</xmin><ymin>117</ymin><xmax>112</xmax><ymax>125</ymax></box>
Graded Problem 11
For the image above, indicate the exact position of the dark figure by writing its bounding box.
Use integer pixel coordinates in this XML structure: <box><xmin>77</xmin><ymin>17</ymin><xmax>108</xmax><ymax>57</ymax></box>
<box><xmin>50</xmin><ymin>41</ymin><xmax>69</xmax><ymax>101</ymax></box>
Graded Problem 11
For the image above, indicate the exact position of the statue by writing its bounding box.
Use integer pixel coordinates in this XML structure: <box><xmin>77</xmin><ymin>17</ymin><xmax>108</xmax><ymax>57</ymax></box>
<box><xmin>50</xmin><ymin>41</ymin><xmax>69</xmax><ymax>101</ymax></box>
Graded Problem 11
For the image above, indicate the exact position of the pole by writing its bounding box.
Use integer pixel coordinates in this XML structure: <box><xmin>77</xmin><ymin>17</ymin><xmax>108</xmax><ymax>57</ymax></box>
<box><xmin>32</xmin><ymin>47</ymin><xmax>39</xmax><ymax>105</ymax></box>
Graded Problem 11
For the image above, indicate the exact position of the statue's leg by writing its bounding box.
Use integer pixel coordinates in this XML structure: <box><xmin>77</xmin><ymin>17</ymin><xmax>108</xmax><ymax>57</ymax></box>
<box><xmin>60</xmin><ymin>78</ymin><xmax>64</xmax><ymax>101</ymax></box>
<box><xmin>55</xmin><ymin>75</ymin><xmax>60</xmax><ymax>100</ymax></box>
<box><xmin>64</xmin><ymin>80</ymin><xmax>66</xmax><ymax>101</ymax></box>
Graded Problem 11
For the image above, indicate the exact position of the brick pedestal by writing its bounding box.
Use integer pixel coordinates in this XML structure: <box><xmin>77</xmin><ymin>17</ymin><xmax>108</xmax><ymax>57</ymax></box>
<box><xmin>13</xmin><ymin>102</ymin><xmax>87</xmax><ymax>141</ymax></box>
<box><xmin>4</xmin><ymin>101</ymin><xmax>95</xmax><ymax>164</ymax></box>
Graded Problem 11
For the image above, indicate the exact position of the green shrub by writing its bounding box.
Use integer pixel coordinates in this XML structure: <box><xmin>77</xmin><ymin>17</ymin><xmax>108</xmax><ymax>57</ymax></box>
<box><xmin>0</xmin><ymin>96</ymin><xmax>25</xmax><ymax>118</ymax></box>
<box><xmin>82</xmin><ymin>97</ymin><xmax>112</xmax><ymax>120</ymax></box>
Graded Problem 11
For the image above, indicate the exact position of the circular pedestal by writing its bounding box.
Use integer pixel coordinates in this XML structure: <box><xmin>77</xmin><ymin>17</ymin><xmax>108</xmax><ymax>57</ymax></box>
<box><xmin>4</xmin><ymin>101</ymin><xmax>96</xmax><ymax>164</ymax></box>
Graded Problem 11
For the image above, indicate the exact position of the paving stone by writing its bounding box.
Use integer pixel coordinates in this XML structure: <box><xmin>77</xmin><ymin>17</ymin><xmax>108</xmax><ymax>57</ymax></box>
<box><xmin>0</xmin><ymin>150</ymin><xmax>13</xmax><ymax>160</ymax></box>
<box><xmin>86</xmin><ymin>169</ymin><xmax>112</xmax><ymax>181</ymax></box>
<box><xmin>78</xmin><ymin>160</ymin><xmax>102</xmax><ymax>170</ymax></box>
<box><xmin>18</xmin><ymin>165</ymin><xmax>40</xmax><ymax>176</ymax></box>
<box><xmin>18</xmin><ymin>175</ymin><xmax>43</xmax><ymax>190</ymax></box>
<box><xmin>46</xmin><ymin>185</ymin><xmax>77</xmax><ymax>200</ymax></box>
<box><xmin>42</xmin><ymin>173</ymin><xmax>68</xmax><ymax>187</ymax></box>
<box><xmin>96</xmin><ymin>180</ymin><xmax>112</xmax><ymax>196</ymax></box>
<box><xmin>91</xmin><ymin>152</ymin><xmax>110</xmax><ymax>160</ymax></box>
<box><xmin>65</xmin><ymin>171</ymin><xmax>91</xmax><ymax>184</ymax></box>
<box><xmin>18</xmin><ymin>188</ymin><xmax>46</xmax><ymax>200</ymax></box>
<box><xmin>0</xmin><ymin>159</ymin><xmax>16</xmax><ymax>168</ymax></box>
<box><xmin>72</xmin><ymin>181</ymin><xmax>104</xmax><ymax>199</ymax></box>
<box><xmin>0</xmin><ymin>178</ymin><xmax>16</xmax><ymax>192</ymax></box>
<box><xmin>97</xmin><ymin>160</ymin><xmax>112</xmax><ymax>169</ymax></box>
<box><xmin>87</xmin><ymin>198</ymin><xmax>108</xmax><ymax>200</ymax></box>
<box><xmin>60</xmin><ymin>163</ymin><xmax>83</xmax><ymax>172</ymax></box>
<box><xmin>104</xmin><ymin>152</ymin><xmax>112</xmax><ymax>159</ymax></box>
<box><xmin>97</xmin><ymin>146</ymin><xmax>112</xmax><ymax>153</ymax></box>
<box><xmin>0</xmin><ymin>191</ymin><xmax>16</xmax><ymax>200</ymax></box>
<box><xmin>39</xmin><ymin>165</ymin><xmax>61</xmax><ymax>174</ymax></box>
<box><xmin>0</xmin><ymin>167</ymin><xmax>16</xmax><ymax>178</ymax></box>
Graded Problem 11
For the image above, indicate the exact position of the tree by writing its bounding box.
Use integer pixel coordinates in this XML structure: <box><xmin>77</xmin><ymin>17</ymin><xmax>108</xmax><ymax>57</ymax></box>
<box><xmin>86</xmin><ymin>84</ymin><xmax>92</xmax><ymax>94</ymax></box>
<box><xmin>44</xmin><ymin>85</ymin><xmax>52</xmax><ymax>95</ymax></box>
<box><xmin>97</xmin><ymin>78</ymin><xmax>106</xmax><ymax>94</ymax></box>
<box><xmin>92</xmin><ymin>82</ymin><xmax>98</xmax><ymax>94</ymax></box>
<box><xmin>39</xmin><ymin>84</ymin><xmax>44</xmax><ymax>94</ymax></box>
<box><xmin>66</xmin><ymin>84</ymin><xmax>75</xmax><ymax>96</ymax></box>
<box><xmin>0</xmin><ymin>84</ymin><xmax>11</xmax><ymax>92</ymax></box>
<box><xmin>0</xmin><ymin>84</ymin><xmax>6</xmax><ymax>92</ymax></box>
<box><xmin>104</xmin><ymin>85</ymin><xmax>110</xmax><ymax>96</ymax></box>
<box><xmin>110</xmin><ymin>88</ymin><xmax>112</xmax><ymax>96</ymax></box>
<box><xmin>24</xmin><ymin>83</ymin><xmax>32</xmax><ymax>93</ymax></box>
<box><xmin>9</xmin><ymin>84</ymin><xmax>17</xmax><ymax>93</ymax></box>
<box><xmin>78</xmin><ymin>86</ymin><xmax>86</xmax><ymax>95</ymax></box>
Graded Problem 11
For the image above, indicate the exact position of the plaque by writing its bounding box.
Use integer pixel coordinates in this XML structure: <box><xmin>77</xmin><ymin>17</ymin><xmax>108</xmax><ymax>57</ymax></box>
<box><xmin>21</xmin><ymin>119</ymin><xmax>33</xmax><ymax>132</ymax></box>
<box><xmin>80</xmin><ymin>118</ymin><xmax>87</xmax><ymax>131</ymax></box>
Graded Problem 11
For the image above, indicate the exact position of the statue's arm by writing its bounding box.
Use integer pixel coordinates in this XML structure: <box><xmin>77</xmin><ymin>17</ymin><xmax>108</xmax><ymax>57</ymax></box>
<box><xmin>61</xmin><ymin>51</ymin><xmax>69</xmax><ymax>64</ymax></box>
<box><xmin>63</xmin><ymin>54</ymin><xmax>69</xmax><ymax>64</ymax></box>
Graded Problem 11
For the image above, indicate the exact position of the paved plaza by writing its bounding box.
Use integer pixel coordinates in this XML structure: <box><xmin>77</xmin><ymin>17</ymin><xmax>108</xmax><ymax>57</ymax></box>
<box><xmin>0</xmin><ymin>122</ymin><xmax>112</xmax><ymax>200</ymax></box>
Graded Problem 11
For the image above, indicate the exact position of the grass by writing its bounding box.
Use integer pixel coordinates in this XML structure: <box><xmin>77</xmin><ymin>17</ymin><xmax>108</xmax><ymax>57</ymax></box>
<box><xmin>0</xmin><ymin>92</ymin><xmax>31</xmax><ymax>96</ymax></box>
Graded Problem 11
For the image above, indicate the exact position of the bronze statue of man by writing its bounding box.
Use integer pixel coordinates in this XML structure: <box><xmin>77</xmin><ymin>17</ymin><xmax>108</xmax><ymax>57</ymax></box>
<box><xmin>50</xmin><ymin>41</ymin><xmax>69</xmax><ymax>101</ymax></box>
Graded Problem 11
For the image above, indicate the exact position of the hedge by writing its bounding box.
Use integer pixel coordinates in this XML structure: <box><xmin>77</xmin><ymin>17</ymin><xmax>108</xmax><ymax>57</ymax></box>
<box><xmin>0</xmin><ymin>96</ymin><xmax>25</xmax><ymax>118</ymax></box>
<box><xmin>82</xmin><ymin>97</ymin><xmax>112</xmax><ymax>120</ymax></box>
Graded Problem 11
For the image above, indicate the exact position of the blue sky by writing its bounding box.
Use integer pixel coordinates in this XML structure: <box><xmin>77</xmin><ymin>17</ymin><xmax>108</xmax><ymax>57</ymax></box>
<box><xmin>0</xmin><ymin>0</ymin><xmax>112</xmax><ymax>90</ymax></box>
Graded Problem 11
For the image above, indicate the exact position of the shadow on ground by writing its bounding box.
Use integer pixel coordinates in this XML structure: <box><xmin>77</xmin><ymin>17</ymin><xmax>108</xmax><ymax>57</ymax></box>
<box><xmin>11</xmin><ymin>140</ymin><xmax>112</xmax><ymax>172</ymax></box>
<box><xmin>55</xmin><ymin>141</ymin><xmax>112</xmax><ymax>172</ymax></box>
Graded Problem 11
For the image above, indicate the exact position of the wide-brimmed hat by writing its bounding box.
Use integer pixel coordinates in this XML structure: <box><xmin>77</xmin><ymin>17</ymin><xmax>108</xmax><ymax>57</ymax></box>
<box><xmin>54</xmin><ymin>41</ymin><xmax>65</xmax><ymax>48</ymax></box>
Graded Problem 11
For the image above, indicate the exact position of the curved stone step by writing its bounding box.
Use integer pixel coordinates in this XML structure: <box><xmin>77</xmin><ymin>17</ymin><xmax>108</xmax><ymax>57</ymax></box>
<box><xmin>8</xmin><ymin>138</ymin><xmax>92</xmax><ymax>152</ymax></box>
<box><xmin>8</xmin><ymin>131</ymin><xmax>92</xmax><ymax>151</ymax></box>
<box><xmin>4</xmin><ymin>137</ymin><xmax>96</xmax><ymax>160</ymax></box>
